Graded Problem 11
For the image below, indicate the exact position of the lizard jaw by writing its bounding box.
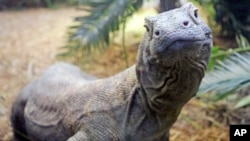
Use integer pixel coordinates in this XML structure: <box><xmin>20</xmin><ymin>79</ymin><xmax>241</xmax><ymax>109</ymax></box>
<box><xmin>157</xmin><ymin>37</ymin><xmax>212</xmax><ymax>54</ymax></box>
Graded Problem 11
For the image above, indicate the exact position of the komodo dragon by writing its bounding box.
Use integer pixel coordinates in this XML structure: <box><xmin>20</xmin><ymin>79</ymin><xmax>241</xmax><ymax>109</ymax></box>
<box><xmin>11</xmin><ymin>3</ymin><xmax>212</xmax><ymax>141</ymax></box>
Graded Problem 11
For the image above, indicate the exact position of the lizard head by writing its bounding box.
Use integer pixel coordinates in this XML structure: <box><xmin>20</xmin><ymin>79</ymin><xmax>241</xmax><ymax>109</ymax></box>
<box><xmin>142</xmin><ymin>2</ymin><xmax>212</xmax><ymax>68</ymax></box>
<box><xmin>136</xmin><ymin>3</ymin><xmax>212</xmax><ymax>115</ymax></box>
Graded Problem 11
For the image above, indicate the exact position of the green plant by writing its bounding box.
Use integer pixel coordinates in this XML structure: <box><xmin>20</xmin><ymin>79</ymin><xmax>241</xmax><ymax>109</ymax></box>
<box><xmin>198</xmin><ymin>34</ymin><xmax>250</xmax><ymax>108</ymax></box>
<box><xmin>199</xmin><ymin>52</ymin><xmax>250</xmax><ymax>96</ymax></box>
<box><xmin>198</xmin><ymin>51</ymin><xmax>250</xmax><ymax>108</ymax></box>
<box><xmin>61</xmin><ymin>0</ymin><xmax>143</xmax><ymax>56</ymax></box>
<box><xmin>208</xmin><ymin>35</ymin><xmax>250</xmax><ymax>70</ymax></box>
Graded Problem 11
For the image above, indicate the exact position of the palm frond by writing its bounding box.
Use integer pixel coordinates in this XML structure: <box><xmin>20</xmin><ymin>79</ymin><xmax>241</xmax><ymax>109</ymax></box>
<box><xmin>208</xmin><ymin>35</ymin><xmax>250</xmax><ymax>70</ymax></box>
<box><xmin>198</xmin><ymin>52</ymin><xmax>250</xmax><ymax>102</ymax></box>
<box><xmin>235</xmin><ymin>95</ymin><xmax>250</xmax><ymax>108</ymax></box>
<box><xmin>60</xmin><ymin>0</ymin><xmax>143</xmax><ymax>56</ymax></box>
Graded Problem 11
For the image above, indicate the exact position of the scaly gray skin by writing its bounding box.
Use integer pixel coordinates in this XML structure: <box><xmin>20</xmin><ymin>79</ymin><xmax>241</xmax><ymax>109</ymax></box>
<box><xmin>11</xmin><ymin>3</ymin><xmax>212</xmax><ymax>141</ymax></box>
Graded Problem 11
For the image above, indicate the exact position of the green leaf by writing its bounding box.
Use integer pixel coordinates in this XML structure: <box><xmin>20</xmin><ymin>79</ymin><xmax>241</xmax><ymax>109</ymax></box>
<box><xmin>198</xmin><ymin>52</ymin><xmax>250</xmax><ymax>101</ymax></box>
<box><xmin>61</xmin><ymin>0</ymin><xmax>143</xmax><ymax>56</ymax></box>
<box><xmin>235</xmin><ymin>95</ymin><xmax>250</xmax><ymax>108</ymax></box>
<box><xmin>236</xmin><ymin>34</ymin><xmax>250</xmax><ymax>48</ymax></box>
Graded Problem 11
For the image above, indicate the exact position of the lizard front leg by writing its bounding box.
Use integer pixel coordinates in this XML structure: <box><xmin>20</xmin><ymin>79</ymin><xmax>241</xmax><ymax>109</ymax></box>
<box><xmin>67</xmin><ymin>127</ymin><xmax>120</xmax><ymax>141</ymax></box>
<box><xmin>67</xmin><ymin>131</ymin><xmax>88</xmax><ymax>141</ymax></box>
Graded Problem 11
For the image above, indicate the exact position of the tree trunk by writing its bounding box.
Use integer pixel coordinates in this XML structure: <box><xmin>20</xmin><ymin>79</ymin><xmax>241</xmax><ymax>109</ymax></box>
<box><xmin>159</xmin><ymin>0</ymin><xmax>188</xmax><ymax>12</ymax></box>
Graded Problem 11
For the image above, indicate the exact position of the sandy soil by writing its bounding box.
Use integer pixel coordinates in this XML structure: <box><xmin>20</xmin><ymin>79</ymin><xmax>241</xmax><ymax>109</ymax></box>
<box><xmin>0</xmin><ymin>7</ymin><xmax>229</xmax><ymax>141</ymax></box>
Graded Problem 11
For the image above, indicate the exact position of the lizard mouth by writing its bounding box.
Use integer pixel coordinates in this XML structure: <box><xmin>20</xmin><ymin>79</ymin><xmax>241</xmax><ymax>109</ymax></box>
<box><xmin>157</xmin><ymin>30</ymin><xmax>212</xmax><ymax>53</ymax></box>
<box><xmin>158</xmin><ymin>39</ymin><xmax>211</xmax><ymax>52</ymax></box>
<box><xmin>158</xmin><ymin>37</ymin><xmax>212</xmax><ymax>53</ymax></box>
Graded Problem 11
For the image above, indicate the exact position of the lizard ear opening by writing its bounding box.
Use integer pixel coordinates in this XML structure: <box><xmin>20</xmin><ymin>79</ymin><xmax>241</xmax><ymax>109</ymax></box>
<box><xmin>144</xmin><ymin>16</ymin><xmax>156</xmax><ymax>41</ymax></box>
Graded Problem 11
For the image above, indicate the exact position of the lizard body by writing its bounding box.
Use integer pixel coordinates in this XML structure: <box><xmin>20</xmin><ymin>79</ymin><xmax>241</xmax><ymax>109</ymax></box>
<box><xmin>11</xmin><ymin>3</ymin><xmax>212</xmax><ymax>141</ymax></box>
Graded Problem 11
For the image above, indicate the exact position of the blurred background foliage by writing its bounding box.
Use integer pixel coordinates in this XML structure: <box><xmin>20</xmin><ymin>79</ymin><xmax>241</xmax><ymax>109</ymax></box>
<box><xmin>1</xmin><ymin>0</ymin><xmax>250</xmax><ymax>122</ymax></box>
<box><xmin>0</xmin><ymin>0</ymin><xmax>77</xmax><ymax>9</ymax></box>
<box><xmin>60</xmin><ymin>0</ymin><xmax>143</xmax><ymax>67</ymax></box>
<box><xmin>196</xmin><ymin>0</ymin><xmax>250</xmax><ymax>42</ymax></box>
<box><xmin>1</xmin><ymin>0</ymin><xmax>250</xmax><ymax>49</ymax></box>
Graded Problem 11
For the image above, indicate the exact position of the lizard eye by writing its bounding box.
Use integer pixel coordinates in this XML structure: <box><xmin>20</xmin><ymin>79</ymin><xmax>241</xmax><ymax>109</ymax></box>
<box><xmin>144</xmin><ymin>25</ymin><xmax>150</xmax><ymax>32</ymax></box>
<box><xmin>154</xmin><ymin>30</ymin><xmax>160</xmax><ymax>36</ymax></box>
<box><xmin>194</xmin><ymin>9</ymin><xmax>198</xmax><ymax>18</ymax></box>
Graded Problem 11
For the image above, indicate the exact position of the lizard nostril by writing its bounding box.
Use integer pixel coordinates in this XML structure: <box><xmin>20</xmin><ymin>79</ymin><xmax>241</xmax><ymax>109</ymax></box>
<box><xmin>194</xmin><ymin>9</ymin><xmax>198</xmax><ymax>18</ymax></box>
<box><xmin>205</xmin><ymin>32</ymin><xmax>211</xmax><ymax>38</ymax></box>
<box><xmin>183</xmin><ymin>21</ymin><xmax>189</xmax><ymax>26</ymax></box>
<box><xmin>155</xmin><ymin>30</ymin><xmax>160</xmax><ymax>36</ymax></box>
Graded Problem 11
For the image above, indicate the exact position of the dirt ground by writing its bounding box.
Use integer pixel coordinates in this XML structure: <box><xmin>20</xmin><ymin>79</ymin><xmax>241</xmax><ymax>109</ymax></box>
<box><xmin>0</xmin><ymin>8</ymin><xmax>84</xmax><ymax>140</ymax></box>
<box><xmin>0</xmin><ymin>8</ymin><xmax>229</xmax><ymax>141</ymax></box>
